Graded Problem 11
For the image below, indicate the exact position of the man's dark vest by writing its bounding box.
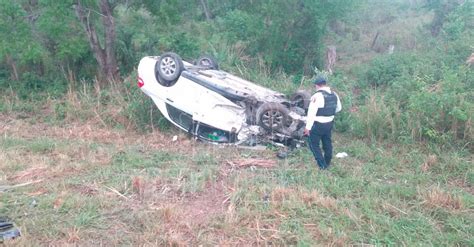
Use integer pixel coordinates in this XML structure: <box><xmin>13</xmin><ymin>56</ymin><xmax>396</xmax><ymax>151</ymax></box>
<box><xmin>316</xmin><ymin>90</ymin><xmax>337</xmax><ymax>117</ymax></box>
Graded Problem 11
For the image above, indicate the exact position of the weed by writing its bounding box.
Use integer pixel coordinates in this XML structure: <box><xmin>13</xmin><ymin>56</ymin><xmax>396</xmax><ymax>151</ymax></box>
<box><xmin>422</xmin><ymin>186</ymin><xmax>463</xmax><ymax>210</ymax></box>
<box><xmin>2</xmin><ymin>108</ymin><xmax>473</xmax><ymax>245</ymax></box>
<box><xmin>0</xmin><ymin>4</ymin><xmax>472</xmax><ymax>245</ymax></box>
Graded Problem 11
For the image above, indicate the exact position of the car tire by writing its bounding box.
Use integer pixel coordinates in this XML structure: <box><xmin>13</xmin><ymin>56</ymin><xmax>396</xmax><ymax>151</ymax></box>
<box><xmin>256</xmin><ymin>102</ymin><xmax>290</xmax><ymax>131</ymax></box>
<box><xmin>196</xmin><ymin>55</ymin><xmax>219</xmax><ymax>70</ymax></box>
<box><xmin>156</xmin><ymin>52</ymin><xmax>184</xmax><ymax>85</ymax></box>
<box><xmin>290</xmin><ymin>90</ymin><xmax>311</xmax><ymax>110</ymax></box>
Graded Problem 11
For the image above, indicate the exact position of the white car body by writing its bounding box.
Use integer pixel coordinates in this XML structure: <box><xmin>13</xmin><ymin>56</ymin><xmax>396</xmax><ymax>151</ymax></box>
<box><xmin>137</xmin><ymin>53</ymin><xmax>308</xmax><ymax>146</ymax></box>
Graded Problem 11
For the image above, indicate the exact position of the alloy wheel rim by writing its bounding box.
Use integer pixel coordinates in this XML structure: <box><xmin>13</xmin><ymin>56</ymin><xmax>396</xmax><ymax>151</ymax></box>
<box><xmin>262</xmin><ymin>110</ymin><xmax>283</xmax><ymax>128</ymax></box>
<box><xmin>160</xmin><ymin>57</ymin><xmax>176</xmax><ymax>76</ymax></box>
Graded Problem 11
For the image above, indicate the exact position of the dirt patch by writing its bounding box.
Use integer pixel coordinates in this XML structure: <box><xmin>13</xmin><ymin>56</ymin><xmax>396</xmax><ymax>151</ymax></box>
<box><xmin>5</xmin><ymin>158</ymin><xmax>85</xmax><ymax>185</ymax></box>
<box><xmin>0</xmin><ymin>114</ymin><xmax>195</xmax><ymax>153</ymax></box>
<box><xmin>68</xmin><ymin>183</ymin><xmax>100</xmax><ymax>196</ymax></box>
<box><xmin>179</xmin><ymin>181</ymin><xmax>227</xmax><ymax>227</ymax></box>
<box><xmin>8</xmin><ymin>166</ymin><xmax>49</xmax><ymax>182</ymax></box>
<box><xmin>0</xmin><ymin>114</ymin><xmax>273</xmax><ymax>244</ymax></box>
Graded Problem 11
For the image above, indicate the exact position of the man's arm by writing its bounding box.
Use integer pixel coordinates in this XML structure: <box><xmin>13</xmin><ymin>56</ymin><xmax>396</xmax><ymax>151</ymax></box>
<box><xmin>304</xmin><ymin>94</ymin><xmax>319</xmax><ymax>134</ymax></box>
<box><xmin>335</xmin><ymin>93</ymin><xmax>342</xmax><ymax>113</ymax></box>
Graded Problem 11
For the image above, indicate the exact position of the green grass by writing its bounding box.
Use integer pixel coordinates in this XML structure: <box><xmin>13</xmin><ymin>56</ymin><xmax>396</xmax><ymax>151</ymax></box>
<box><xmin>0</xmin><ymin>6</ymin><xmax>472</xmax><ymax>242</ymax></box>
<box><xmin>1</xmin><ymin>0</ymin><xmax>472</xmax><ymax>244</ymax></box>
<box><xmin>1</xmin><ymin>117</ymin><xmax>472</xmax><ymax>245</ymax></box>
<box><xmin>0</xmin><ymin>84</ymin><xmax>472</xmax><ymax>245</ymax></box>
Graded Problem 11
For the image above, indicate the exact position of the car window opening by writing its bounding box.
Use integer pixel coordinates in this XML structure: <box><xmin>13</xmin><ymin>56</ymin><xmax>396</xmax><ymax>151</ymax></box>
<box><xmin>166</xmin><ymin>104</ymin><xmax>193</xmax><ymax>130</ymax></box>
<box><xmin>195</xmin><ymin>122</ymin><xmax>234</xmax><ymax>143</ymax></box>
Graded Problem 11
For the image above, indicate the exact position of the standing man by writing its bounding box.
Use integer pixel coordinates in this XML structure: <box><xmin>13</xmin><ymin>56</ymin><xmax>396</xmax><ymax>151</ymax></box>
<box><xmin>304</xmin><ymin>76</ymin><xmax>342</xmax><ymax>169</ymax></box>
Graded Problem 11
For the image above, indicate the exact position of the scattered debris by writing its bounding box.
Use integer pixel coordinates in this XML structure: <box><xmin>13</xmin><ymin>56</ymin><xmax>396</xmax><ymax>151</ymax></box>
<box><xmin>335</xmin><ymin>152</ymin><xmax>348</xmax><ymax>158</ymax></box>
<box><xmin>226</xmin><ymin>159</ymin><xmax>276</xmax><ymax>169</ymax></box>
<box><xmin>276</xmin><ymin>150</ymin><xmax>288</xmax><ymax>159</ymax></box>
<box><xmin>235</xmin><ymin>145</ymin><xmax>267</xmax><ymax>151</ymax></box>
<box><xmin>172</xmin><ymin>135</ymin><xmax>178</xmax><ymax>142</ymax></box>
<box><xmin>0</xmin><ymin>217</ymin><xmax>21</xmax><ymax>242</ymax></box>
<box><xmin>30</xmin><ymin>199</ymin><xmax>38</xmax><ymax>208</ymax></box>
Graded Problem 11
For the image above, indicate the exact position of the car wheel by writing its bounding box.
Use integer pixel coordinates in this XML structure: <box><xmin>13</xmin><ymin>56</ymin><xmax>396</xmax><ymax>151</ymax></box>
<box><xmin>256</xmin><ymin>102</ymin><xmax>290</xmax><ymax>130</ymax></box>
<box><xmin>290</xmin><ymin>90</ymin><xmax>311</xmax><ymax>110</ymax></box>
<box><xmin>196</xmin><ymin>55</ymin><xmax>219</xmax><ymax>70</ymax></box>
<box><xmin>156</xmin><ymin>52</ymin><xmax>184</xmax><ymax>84</ymax></box>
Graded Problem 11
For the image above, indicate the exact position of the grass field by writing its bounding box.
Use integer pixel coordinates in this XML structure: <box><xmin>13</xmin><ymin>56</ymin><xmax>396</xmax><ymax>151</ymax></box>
<box><xmin>1</xmin><ymin>110</ymin><xmax>472</xmax><ymax>246</ymax></box>
<box><xmin>1</xmin><ymin>0</ymin><xmax>472</xmax><ymax>245</ymax></box>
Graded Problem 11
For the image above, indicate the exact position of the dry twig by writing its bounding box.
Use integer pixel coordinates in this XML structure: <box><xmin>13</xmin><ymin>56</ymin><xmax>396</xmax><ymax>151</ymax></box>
<box><xmin>226</xmin><ymin>158</ymin><xmax>276</xmax><ymax>169</ymax></box>
<box><xmin>0</xmin><ymin>180</ymin><xmax>43</xmax><ymax>192</ymax></box>
<box><xmin>104</xmin><ymin>185</ymin><xmax>129</xmax><ymax>200</ymax></box>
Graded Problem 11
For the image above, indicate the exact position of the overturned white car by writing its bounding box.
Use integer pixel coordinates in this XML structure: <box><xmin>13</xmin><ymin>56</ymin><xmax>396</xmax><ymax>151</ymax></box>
<box><xmin>137</xmin><ymin>52</ymin><xmax>310</xmax><ymax>147</ymax></box>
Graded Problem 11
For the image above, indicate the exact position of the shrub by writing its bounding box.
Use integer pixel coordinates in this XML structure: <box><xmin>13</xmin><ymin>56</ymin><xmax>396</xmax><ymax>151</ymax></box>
<box><xmin>330</xmin><ymin>74</ymin><xmax>354</xmax><ymax>133</ymax></box>
<box><xmin>0</xmin><ymin>72</ymin><xmax>67</xmax><ymax>101</ymax></box>
<box><xmin>353</xmin><ymin>63</ymin><xmax>473</xmax><ymax>147</ymax></box>
<box><xmin>405</xmin><ymin>66</ymin><xmax>473</xmax><ymax>145</ymax></box>
<box><xmin>162</xmin><ymin>32</ymin><xmax>200</xmax><ymax>59</ymax></box>
<box><xmin>351</xmin><ymin>91</ymin><xmax>402</xmax><ymax>141</ymax></box>
<box><xmin>364</xmin><ymin>53</ymin><xmax>422</xmax><ymax>87</ymax></box>
<box><xmin>219</xmin><ymin>10</ymin><xmax>261</xmax><ymax>43</ymax></box>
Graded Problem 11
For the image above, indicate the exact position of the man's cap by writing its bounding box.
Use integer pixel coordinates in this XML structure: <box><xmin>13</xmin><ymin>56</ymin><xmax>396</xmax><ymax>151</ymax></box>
<box><xmin>313</xmin><ymin>75</ymin><xmax>327</xmax><ymax>84</ymax></box>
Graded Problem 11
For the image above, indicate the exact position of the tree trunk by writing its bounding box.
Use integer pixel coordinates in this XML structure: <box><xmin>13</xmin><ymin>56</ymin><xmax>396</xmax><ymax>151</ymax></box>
<box><xmin>371</xmin><ymin>31</ymin><xmax>380</xmax><ymax>50</ymax></box>
<box><xmin>325</xmin><ymin>46</ymin><xmax>336</xmax><ymax>75</ymax></box>
<box><xmin>199</xmin><ymin>0</ymin><xmax>212</xmax><ymax>21</ymax></box>
<box><xmin>74</xmin><ymin>0</ymin><xmax>120</xmax><ymax>84</ymax></box>
<box><xmin>99</xmin><ymin>0</ymin><xmax>120</xmax><ymax>82</ymax></box>
<box><xmin>6</xmin><ymin>55</ymin><xmax>19</xmax><ymax>81</ymax></box>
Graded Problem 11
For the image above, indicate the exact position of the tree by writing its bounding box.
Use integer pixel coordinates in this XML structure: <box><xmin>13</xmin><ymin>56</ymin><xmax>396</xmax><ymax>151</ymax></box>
<box><xmin>426</xmin><ymin>0</ymin><xmax>465</xmax><ymax>36</ymax></box>
<box><xmin>219</xmin><ymin>0</ymin><xmax>356</xmax><ymax>73</ymax></box>
<box><xmin>74</xmin><ymin>0</ymin><xmax>120</xmax><ymax>83</ymax></box>
<box><xmin>0</xmin><ymin>0</ymin><xmax>43</xmax><ymax>81</ymax></box>
<box><xmin>199</xmin><ymin>0</ymin><xmax>212</xmax><ymax>21</ymax></box>
<box><xmin>36</xmin><ymin>0</ymin><xmax>90</xmax><ymax>81</ymax></box>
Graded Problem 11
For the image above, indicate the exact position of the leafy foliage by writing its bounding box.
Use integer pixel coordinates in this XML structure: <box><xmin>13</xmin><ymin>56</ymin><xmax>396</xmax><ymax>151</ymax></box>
<box><xmin>218</xmin><ymin>0</ymin><xmax>357</xmax><ymax>73</ymax></box>
<box><xmin>0</xmin><ymin>2</ymin><xmax>473</xmax><ymax>244</ymax></box>
<box><xmin>0</xmin><ymin>0</ymin><xmax>44</xmax><ymax>78</ymax></box>
<box><xmin>37</xmin><ymin>0</ymin><xmax>89</xmax><ymax>62</ymax></box>
<box><xmin>364</xmin><ymin>53</ymin><xmax>419</xmax><ymax>87</ymax></box>
<box><xmin>0</xmin><ymin>0</ymin><xmax>472</xmax><ymax>149</ymax></box>
<box><xmin>354</xmin><ymin>52</ymin><xmax>473</xmax><ymax>146</ymax></box>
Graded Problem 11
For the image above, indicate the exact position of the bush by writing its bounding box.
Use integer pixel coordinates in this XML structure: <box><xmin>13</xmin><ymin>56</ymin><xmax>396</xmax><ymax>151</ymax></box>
<box><xmin>330</xmin><ymin>74</ymin><xmax>354</xmax><ymax>133</ymax></box>
<box><xmin>352</xmin><ymin>63</ymin><xmax>473</xmax><ymax>147</ymax></box>
<box><xmin>219</xmin><ymin>10</ymin><xmax>261</xmax><ymax>43</ymax></box>
<box><xmin>351</xmin><ymin>92</ymin><xmax>402</xmax><ymax>141</ymax></box>
<box><xmin>405</xmin><ymin>66</ymin><xmax>473</xmax><ymax>145</ymax></box>
<box><xmin>364</xmin><ymin>53</ymin><xmax>422</xmax><ymax>87</ymax></box>
<box><xmin>162</xmin><ymin>32</ymin><xmax>200</xmax><ymax>59</ymax></box>
<box><xmin>0</xmin><ymin>72</ymin><xmax>67</xmax><ymax>101</ymax></box>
